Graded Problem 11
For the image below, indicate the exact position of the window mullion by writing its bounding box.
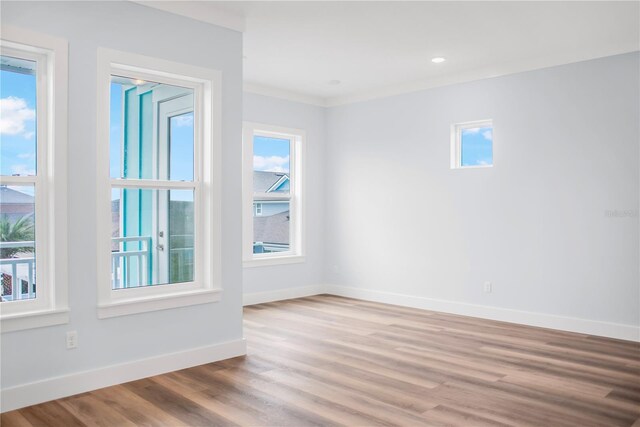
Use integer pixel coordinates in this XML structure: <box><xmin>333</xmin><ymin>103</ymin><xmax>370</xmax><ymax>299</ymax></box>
<box><xmin>110</xmin><ymin>179</ymin><xmax>196</xmax><ymax>190</ymax></box>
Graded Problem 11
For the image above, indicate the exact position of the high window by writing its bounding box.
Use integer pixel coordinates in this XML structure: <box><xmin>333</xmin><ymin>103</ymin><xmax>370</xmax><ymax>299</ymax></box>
<box><xmin>451</xmin><ymin>120</ymin><xmax>493</xmax><ymax>168</ymax></box>
<box><xmin>0</xmin><ymin>28</ymin><xmax>68</xmax><ymax>332</ymax></box>
<box><xmin>97</xmin><ymin>49</ymin><xmax>221</xmax><ymax>318</ymax></box>
<box><xmin>243</xmin><ymin>123</ymin><xmax>304</xmax><ymax>266</ymax></box>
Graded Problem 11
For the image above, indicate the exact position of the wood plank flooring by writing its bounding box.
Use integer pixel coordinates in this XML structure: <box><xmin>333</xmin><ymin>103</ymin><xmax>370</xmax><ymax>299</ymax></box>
<box><xmin>2</xmin><ymin>295</ymin><xmax>639</xmax><ymax>426</ymax></box>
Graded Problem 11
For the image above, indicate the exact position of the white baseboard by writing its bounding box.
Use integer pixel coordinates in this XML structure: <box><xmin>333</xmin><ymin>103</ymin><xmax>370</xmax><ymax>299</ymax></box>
<box><xmin>1</xmin><ymin>338</ymin><xmax>247</xmax><ymax>413</ymax></box>
<box><xmin>243</xmin><ymin>284</ymin><xmax>326</xmax><ymax>306</ymax></box>
<box><xmin>325</xmin><ymin>285</ymin><xmax>640</xmax><ymax>342</ymax></box>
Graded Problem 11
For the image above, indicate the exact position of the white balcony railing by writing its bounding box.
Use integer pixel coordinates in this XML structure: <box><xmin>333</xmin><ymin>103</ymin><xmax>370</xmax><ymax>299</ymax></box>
<box><xmin>111</xmin><ymin>236</ymin><xmax>152</xmax><ymax>289</ymax></box>
<box><xmin>0</xmin><ymin>241</ymin><xmax>35</xmax><ymax>301</ymax></box>
<box><xmin>1</xmin><ymin>236</ymin><xmax>194</xmax><ymax>300</ymax></box>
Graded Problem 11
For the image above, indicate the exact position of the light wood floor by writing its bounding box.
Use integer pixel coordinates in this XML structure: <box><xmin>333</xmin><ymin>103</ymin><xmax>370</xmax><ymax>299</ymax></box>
<box><xmin>3</xmin><ymin>295</ymin><xmax>640</xmax><ymax>426</ymax></box>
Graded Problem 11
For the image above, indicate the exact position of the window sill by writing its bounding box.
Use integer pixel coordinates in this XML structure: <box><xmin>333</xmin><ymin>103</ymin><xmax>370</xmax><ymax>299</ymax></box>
<box><xmin>243</xmin><ymin>255</ymin><xmax>306</xmax><ymax>268</ymax></box>
<box><xmin>452</xmin><ymin>164</ymin><xmax>493</xmax><ymax>170</ymax></box>
<box><xmin>98</xmin><ymin>288</ymin><xmax>222</xmax><ymax>319</ymax></box>
<box><xmin>1</xmin><ymin>308</ymin><xmax>70</xmax><ymax>333</ymax></box>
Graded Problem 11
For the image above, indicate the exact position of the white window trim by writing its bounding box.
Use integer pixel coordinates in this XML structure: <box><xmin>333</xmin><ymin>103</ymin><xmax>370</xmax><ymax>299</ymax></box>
<box><xmin>0</xmin><ymin>27</ymin><xmax>69</xmax><ymax>332</ymax></box>
<box><xmin>96</xmin><ymin>48</ymin><xmax>222</xmax><ymax>318</ymax></box>
<box><xmin>243</xmin><ymin>122</ymin><xmax>305</xmax><ymax>268</ymax></box>
<box><xmin>450</xmin><ymin>119</ymin><xmax>494</xmax><ymax>169</ymax></box>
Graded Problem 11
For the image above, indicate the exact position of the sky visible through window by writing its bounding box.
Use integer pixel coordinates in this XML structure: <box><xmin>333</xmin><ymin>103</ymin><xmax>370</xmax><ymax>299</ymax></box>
<box><xmin>109</xmin><ymin>83</ymin><xmax>122</xmax><ymax>179</ymax></box>
<box><xmin>1</xmin><ymin>63</ymin><xmax>37</xmax><ymax>198</ymax></box>
<box><xmin>169</xmin><ymin>112</ymin><xmax>194</xmax><ymax>181</ymax></box>
<box><xmin>253</xmin><ymin>136</ymin><xmax>290</xmax><ymax>173</ymax></box>
<box><xmin>461</xmin><ymin>126</ymin><xmax>493</xmax><ymax>166</ymax></box>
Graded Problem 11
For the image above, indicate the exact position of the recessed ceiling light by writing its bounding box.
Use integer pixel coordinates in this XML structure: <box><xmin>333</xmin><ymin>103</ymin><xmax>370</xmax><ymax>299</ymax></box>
<box><xmin>431</xmin><ymin>57</ymin><xmax>446</xmax><ymax>64</ymax></box>
<box><xmin>328</xmin><ymin>79</ymin><xmax>341</xmax><ymax>85</ymax></box>
<box><xmin>133</xmin><ymin>79</ymin><xmax>146</xmax><ymax>85</ymax></box>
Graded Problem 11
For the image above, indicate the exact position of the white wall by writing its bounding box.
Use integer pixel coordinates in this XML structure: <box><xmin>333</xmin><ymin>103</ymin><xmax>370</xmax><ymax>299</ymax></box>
<box><xmin>324</xmin><ymin>53</ymin><xmax>639</xmax><ymax>335</ymax></box>
<box><xmin>1</xmin><ymin>0</ymin><xmax>244</xmax><ymax>399</ymax></box>
<box><xmin>243</xmin><ymin>93</ymin><xmax>326</xmax><ymax>300</ymax></box>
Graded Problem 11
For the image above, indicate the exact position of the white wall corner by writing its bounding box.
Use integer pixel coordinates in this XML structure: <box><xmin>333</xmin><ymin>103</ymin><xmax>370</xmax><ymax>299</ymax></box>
<box><xmin>324</xmin><ymin>285</ymin><xmax>640</xmax><ymax>342</ymax></box>
<box><xmin>243</xmin><ymin>284</ymin><xmax>327</xmax><ymax>306</ymax></box>
<box><xmin>132</xmin><ymin>1</ymin><xmax>245</xmax><ymax>32</ymax></box>
<box><xmin>0</xmin><ymin>338</ymin><xmax>247</xmax><ymax>413</ymax></box>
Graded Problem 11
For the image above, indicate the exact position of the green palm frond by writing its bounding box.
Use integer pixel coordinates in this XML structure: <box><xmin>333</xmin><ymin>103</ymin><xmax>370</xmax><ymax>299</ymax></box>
<box><xmin>0</xmin><ymin>214</ymin><xmax>35</xmax><ymax>258</ymax></box>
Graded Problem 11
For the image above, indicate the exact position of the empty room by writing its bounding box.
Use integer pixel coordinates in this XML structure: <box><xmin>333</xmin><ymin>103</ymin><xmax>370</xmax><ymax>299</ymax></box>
<box><xmin>0</xmin><ymin>1</ymin><xmax>639</xmax><ymax>426</ymax></box>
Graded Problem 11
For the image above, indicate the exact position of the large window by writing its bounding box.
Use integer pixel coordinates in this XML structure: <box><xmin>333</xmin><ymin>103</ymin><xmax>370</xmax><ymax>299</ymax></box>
<box><xmin>0</xmin><ymin>28</ymin><xmax>68</xmax><ymax>332</ymax></box>
<box><xmin>243</xmin><ymin>123</ymin><xmax>304</xmax><ymax>266</ymax></box>
<box><xmin>97</xmin><ymin>49</ymin><xmax>221</xmax><ymax>318</ymax></box>
<box><xmin>451</xmin><ymin>120</ymin><xmax>493</xmax><ymax>168</ymax></box>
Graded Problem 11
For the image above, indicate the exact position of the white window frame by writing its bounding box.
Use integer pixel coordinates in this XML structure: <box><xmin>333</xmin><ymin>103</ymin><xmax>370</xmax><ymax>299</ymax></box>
<box><xmin>450</xmin><ymin>119</ymin><xmax>494</xmax><ymax>169</ymax></box>
<box><xmin>96</xmin><ymin>48</ymin><xmax>222</xmax><ymax>318</ymax></box>
<box><xmin>254</xmin><ymin>202</ymin><xmax>263</xmax><ymax>216</ymax></box>
<box><xmin>243</xmin><ymin>123</ymin><xmax>305</xmax><ymax>267</ymax></box>
<box><xmin>0</xmin><ymin>27</ymin><xmax>69</xmax><ymax>332</ymax></box>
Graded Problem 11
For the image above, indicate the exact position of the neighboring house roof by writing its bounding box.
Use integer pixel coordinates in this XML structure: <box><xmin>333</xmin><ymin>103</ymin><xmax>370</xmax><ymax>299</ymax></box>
<box><xmin>253</xmin><ymin>210</ymin><xmax>289</xmax><ymax>245</ymax></box>
<box><xmin>266</xmin><ymin>174</ymin><xmax>290</xmax><ymax>193</ymax></box>
<box><xmin>0</xmin><ymin>186</ymin><xmax>34</xmax><ymax>204</ymax></box>
<box><xmin>253</xmin><ymin>171</ymin><xmax>289</xmax><ymax>194</ymax></box>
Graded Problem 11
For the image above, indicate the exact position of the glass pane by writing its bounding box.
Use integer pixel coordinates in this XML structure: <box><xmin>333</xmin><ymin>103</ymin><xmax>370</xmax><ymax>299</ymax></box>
<box><xmin>253</xmin><ymin>136</ymin><xmax>291</xmax><ymax>196</ymax></box>
<box><xmin>461</xmin><ymin>126</ymin><xmax>493</xmax><ymax>167</ymax></box>
<box><xmin>109</xmin><ymin>75</ymin><xmax>194</xmax><ymax>180</ymax></box>
<box><xmin>111</xmin><ymin>188</ymin><xmax>194</xmax><ymax>289</ymax></box>
<box><xmin>0</xmin><ymin>185</ymin><xmax>36</xmax><ymax>302</ymax></box>
<box><xmin>1</xmin><ymin>55</ymin><xmax>37</xmax><ymax>177</ymax></box>
<box><xmin>253</xmin><ymin>200</ymin><xmax>290</xmax><ymax>254</ymax></box>
<box><xmin>169</xmin><ymin>112</ymin><xmax>194</xmax><ymax>181</ymax></box>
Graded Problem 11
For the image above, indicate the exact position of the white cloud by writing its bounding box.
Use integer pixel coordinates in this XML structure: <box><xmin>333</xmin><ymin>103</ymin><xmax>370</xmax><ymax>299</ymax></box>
<box><xmin>0</xmin><ymin>97</ymin><xmax>35</xmax><ymax>136</ymax></box>
<box><xmin>477</xmin><ymin>160</ymin><xmax>489</xmax><ymax>166</ymax></box>
<box><xmin>464</xmin><ymin>127</ymin><xmax>481</xmax><ymax>134</ymax></box>
<box><xmin>253</xmin><ymin>155</ymin><xmax>290</xmax><ymax>173</ymax></box>
<box><xmin>17</xmin><ymin>152</ymin><xmax>35</xmax><ymax>160</ymax></box>
<box><xmin>11</xmin><ymin>164</ymin><xmax>35</xmax><ymax>176</ymax></box>
<box><xmin>482</xmin><ymin>130</ymin><xmax>493</xmax><ymax>141</ymax></box>
<box><xmin>173</xmin><ymin>114</ymin><xmax>193</xmax><ymax>128</ymax></box>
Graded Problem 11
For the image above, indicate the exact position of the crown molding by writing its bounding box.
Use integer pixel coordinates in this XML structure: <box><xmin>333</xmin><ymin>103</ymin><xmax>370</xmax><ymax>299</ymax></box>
<box><xmin>325</xmin><ymin>46</ymin><xmax>640</xmax><ymax>107</ymax></box>
<box><xmin>132</xmin><ymin>1</ymin><xmax>245</xmax><ymax>33</ymax></box>
<box><xmin>244</xmin><ymin>82</ymin><xmax>327</xmax><ymax>107</ymax></box>
<box><xmin>245</xmin><ymin>49</ymin><xmax>639</xmax><ymax>109</ymax></box>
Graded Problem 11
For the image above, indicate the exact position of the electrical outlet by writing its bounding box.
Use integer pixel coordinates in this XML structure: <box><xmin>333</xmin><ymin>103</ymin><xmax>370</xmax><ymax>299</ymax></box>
<box><xmin>66</xmin><ymin>331</ymin><xmax>78</xmax><ymax>349</ymax></box>
<box><xmin>483</xmin><ymin>281</ymin><xmax>492</xmax><ymax>293</ymax></box>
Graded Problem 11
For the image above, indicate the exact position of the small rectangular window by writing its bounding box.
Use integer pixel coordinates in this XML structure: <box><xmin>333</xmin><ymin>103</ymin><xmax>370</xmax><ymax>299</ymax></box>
<box><xmin>243</xmin><ymin>123</ymin><xmax>304</xmax><ymax>266</ymax></box>
<box><xmin>451</xmin><ymin>120</ymin><xmax>493</xmax><ymax>168</ymax></box>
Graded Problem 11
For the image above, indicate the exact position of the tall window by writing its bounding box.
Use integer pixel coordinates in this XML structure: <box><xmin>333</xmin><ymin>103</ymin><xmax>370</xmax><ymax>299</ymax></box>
<box><xmin>97</xmin><ymin>49</ymin><xmax>221</xmax><ymax>318</ymax></box>
<box><xmin>109</xmin><ymin>76</ymin><xmax>196</xmax><ymax>289</ymax></box>
<box><xmin>0</xmin><ymin>29</ymin><xmax>68</xmax><ymax>332</ymax></box>
<box><xmin>243</xmin><ymin>123</ymin><xmax>304</xmax><ymax>266</ymax></box>
<box><xmin>451</xmin><ymin>120</ymin><xmax>493</xmax><ymax>168</ymax></box>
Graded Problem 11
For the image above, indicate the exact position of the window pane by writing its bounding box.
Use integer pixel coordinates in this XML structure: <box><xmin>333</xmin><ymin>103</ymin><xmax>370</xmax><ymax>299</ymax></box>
<box><xmin>253</xmin><ymin>136</ymin><xmax>290</xmax><ymax>195</ymax></box>
<box><xmin>253</xmin><ymin>200</ymin><xmax>290</xmax><ymax>254</ymax></box>
<box><xmin>169</xmin><ymin>190</ymin><xmax>195</xmax><ymax>283</ymax></box>
<box><xmin>461</xmin><ymin>126</ymin><xmax>493</xmax><ymax>167</ymax></box>
<box><xmin>109</xmin><ymin>75</ymin><xmax>194</xmax><ymax>180</ymax></box>
<box><xmin>1</xmin><ymin>55</ymin><xmax>37</xmax><ymax>177</ymax></box>
<box><xmin>0</xmin><ymin>185</ymin><xmax>36</xmax><ymax>302</ymax></box>
<box><xmin>111</xmin><ymin>188</ymin><xmax>194</xmax><ymax>289</ymax></box>
<box><xmin>169</xmin><ymin>112</ymin><xmax>194</xmax><ymax>181</ymax></box>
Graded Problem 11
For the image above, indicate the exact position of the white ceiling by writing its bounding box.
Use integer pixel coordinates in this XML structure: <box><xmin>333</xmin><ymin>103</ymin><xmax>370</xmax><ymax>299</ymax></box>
<box><xmin>140</xmin><ymin>1</ymin><xmax>640</xmax><ymax>106</ymax></box>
